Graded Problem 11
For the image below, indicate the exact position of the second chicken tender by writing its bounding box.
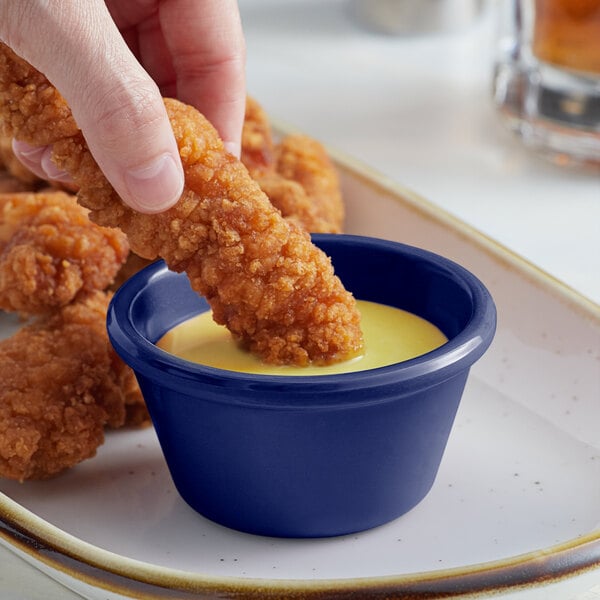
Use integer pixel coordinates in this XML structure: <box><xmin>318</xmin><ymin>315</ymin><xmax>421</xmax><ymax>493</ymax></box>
<box><xmin>0</xmin><ymin>291</ymin><xmax>143</xmax><ymax>480</ymax></box>
<box><xmin>241</xmin><ymin>96</ymin><xmax>275</xmax><ymax>176</ymax></box>
<box><xmin>0</xmin><ymin>46</ymin><xmax>363</xmax><ymax>367</ymax></box>
<box><xmin>241</xmin><ymin>97</ymin><xmax>345</xmax><ymax>234</ymax></box>
<box><xmin>0</xmin><ymin>190</ymin><xmax>129</xmax><ymax>316</ymax></box>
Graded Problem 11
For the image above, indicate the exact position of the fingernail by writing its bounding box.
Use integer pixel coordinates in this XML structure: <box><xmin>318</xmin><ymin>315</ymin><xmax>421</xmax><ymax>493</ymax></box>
<box><xmin>11</xmin><ymin>140</ymin><xmax>47</xmax><ymax>180</ymax></box>
<box><xmin>13</xmin><ymin>141</ymin><xmax>45</xmax><ymax>160</ymax></box>
<box><xmin>224</xmin><ymin>141</ymin><xmax>240</xmax><ymax>159</ymax></box>
<box><xmin>124</xmin><ymin>154</ymin><xmax>184</xmax><ymax>213</ymax></box>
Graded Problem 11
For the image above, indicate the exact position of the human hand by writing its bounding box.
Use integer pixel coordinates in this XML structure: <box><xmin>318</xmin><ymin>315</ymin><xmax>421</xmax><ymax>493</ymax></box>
<box><xmin>0</xmin><ymin>0</ymin><xmax>246</xmax><ymax>213</ymax></box>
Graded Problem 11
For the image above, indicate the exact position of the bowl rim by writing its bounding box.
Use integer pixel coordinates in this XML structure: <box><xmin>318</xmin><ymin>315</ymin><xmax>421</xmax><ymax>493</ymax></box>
<box><xmin>107</xmin><ymin>234</ymin><xmax>496</xmax><ymax>406</ymax></box>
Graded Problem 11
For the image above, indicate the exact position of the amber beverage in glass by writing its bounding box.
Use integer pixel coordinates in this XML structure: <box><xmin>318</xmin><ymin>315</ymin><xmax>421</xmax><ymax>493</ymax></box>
<box><xmin>493</xmin><ymin>0</ymin><xmax>600</xmax><ymax>166</ymax></box>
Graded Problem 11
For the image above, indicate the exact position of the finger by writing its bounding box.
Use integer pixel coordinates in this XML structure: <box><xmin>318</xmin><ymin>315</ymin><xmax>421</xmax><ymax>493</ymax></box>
<box><xmin>126</xmin><ymin>11</ymin><xmax>178</xmax><ymax>97</ymax></box>
<box><xmin>10</xmin><ymin>140</ymin><xmax>48</xmax><ymax>181</ymax></box>
<box><xmin>108</xmin><ymin>2</ymin><xmax>178</xmax><ymax>95</ymax></box>
<box><xmin>0</xmin><ymin>1</ymin><xmax>184</xmax><ymax>214</ymax></box>
<box><xmin>159</xmin><ymin>0</ymin><xmax>246</xmax><ymax>157</ymax></box>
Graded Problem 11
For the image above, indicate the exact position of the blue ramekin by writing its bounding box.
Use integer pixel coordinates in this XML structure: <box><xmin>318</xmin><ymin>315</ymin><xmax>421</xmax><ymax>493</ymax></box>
<box><xmin>107</xmin><ymin>234</ymin><xmax>496</xmax><ymax>538</ymax></box>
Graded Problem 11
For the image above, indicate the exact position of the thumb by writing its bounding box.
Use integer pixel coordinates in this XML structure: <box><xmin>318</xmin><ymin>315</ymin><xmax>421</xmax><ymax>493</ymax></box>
<box><xmin>78</xmin><ymin>75</ymin><xmax>185</xmax><ymax>214</ymax></box>
<box><xmin>1</xmin><ymin>2</ymin><xmax>184</xmax><ymax>214</ymax></box>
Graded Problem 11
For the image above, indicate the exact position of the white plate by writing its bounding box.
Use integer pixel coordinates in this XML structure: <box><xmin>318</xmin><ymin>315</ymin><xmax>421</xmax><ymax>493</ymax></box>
<box><xmin>1</xmin><ymin>149</ymin><xmax>599</xmax><ymax>599</ymax></box>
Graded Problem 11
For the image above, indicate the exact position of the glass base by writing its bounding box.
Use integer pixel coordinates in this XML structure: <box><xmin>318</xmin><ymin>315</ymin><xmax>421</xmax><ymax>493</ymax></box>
<box><xmin>493</xmin><ymin>59</ymin><xmax>600</xmax><ymax>168</ymax></box>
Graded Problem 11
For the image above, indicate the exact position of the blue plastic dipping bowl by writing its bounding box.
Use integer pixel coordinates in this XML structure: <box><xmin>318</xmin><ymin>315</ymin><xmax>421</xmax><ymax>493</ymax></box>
<box><xmin>108</xmin><ymin>234</ymin><xmax>496</xmax><ymax>538</ymax></box>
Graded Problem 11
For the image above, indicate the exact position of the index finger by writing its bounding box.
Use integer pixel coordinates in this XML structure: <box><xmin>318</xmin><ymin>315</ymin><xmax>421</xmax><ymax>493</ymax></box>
<box><xmin>159</xmin><ymin>0</ymin><xmax>246</xmax><ymax>156</ymax></box>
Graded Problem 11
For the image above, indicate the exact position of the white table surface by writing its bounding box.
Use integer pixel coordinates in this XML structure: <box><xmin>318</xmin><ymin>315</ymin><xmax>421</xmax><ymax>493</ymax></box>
<box><xmin>1</xmin><ymin>1</ymin><xmax>598</xmax><ymax>598</ymax></box>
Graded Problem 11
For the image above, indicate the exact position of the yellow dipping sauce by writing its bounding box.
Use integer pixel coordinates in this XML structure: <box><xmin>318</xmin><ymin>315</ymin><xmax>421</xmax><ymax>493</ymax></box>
<box><xmin>157</xmin><ymin>301</ymin><xmax>448</xmax><ymax>376</ymax></box>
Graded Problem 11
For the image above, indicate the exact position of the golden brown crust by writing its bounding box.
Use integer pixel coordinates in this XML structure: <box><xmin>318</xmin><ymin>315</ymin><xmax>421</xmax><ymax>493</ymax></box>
<box><xmin>0</xmin><ymin>291</ymin><xmax>144</xmax><ymax>480</ymax></box>
<box><xmin>0</xmin><ymin>189</ymin><xmax>147</xmax><ymax>479</ymax></box>
<box><xmin>0</xmin><ymin>48</ymin><xmax>78</xmax><ymax>144</ymax></box>
<box><xmin>274</xmin><ymin>134</ymin><xmax>344</xmax><ymax>232</ymax></box>
<box><xmin>241</xmin><ymin>96</ymin><xmax>275</xmax><ymax>177</ymax></box>
<box><xmin>0</xmin><ymin>190</ymin><xmax>129</xmax><ymax>315</ymax></box>
<box><xmin>241</xmin><ymin>97</ymin><xmax>344</xmax><ymax>233</ymax></box>
<box><xmin>253</xmin><ymin>135</ymin><xmax>344</xmax><ymax>234</ymax></box>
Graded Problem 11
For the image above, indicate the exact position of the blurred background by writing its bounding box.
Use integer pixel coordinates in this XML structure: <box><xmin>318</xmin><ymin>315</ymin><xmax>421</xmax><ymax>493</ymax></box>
<box><xmin>238</xmin><ymin>0</ymin><xmax>600</xmax><ymax>304</ymax></box>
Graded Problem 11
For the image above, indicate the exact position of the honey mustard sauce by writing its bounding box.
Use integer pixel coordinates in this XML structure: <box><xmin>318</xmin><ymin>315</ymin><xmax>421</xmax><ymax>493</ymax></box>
<box><xmin>157</xmin><ymin>300</ymin><xmax>448</xmax><ymax>376</ymax></box>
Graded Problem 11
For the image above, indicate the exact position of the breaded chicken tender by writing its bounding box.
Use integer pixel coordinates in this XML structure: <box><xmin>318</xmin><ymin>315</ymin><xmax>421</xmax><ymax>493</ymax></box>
<box><xmin>0</xmin><ymin>190</ymin><xmax>129</xmax><ymax>315</ymax></box>
<box><xmin>273</xmin><ymin>134</ymin><xmax>344</xmax><ymax>232</ymax></box>
<box><xmin>241</xmin><ymin>96</ymin><xmax>275</xmax><ymax>177</ymax></box>
<box><xmin>254</xmin><ymin>135</ymin><xmax>344</xmax><ymax>234</ymax></box>
<box><xmin>0</xmin><ymin>45</ymin><xmax>363</xmax><ymax>366</ymax></box>
<box><xmin>0</xmin><ymin>291</ymin><xmax>142</xmax><ymax>480</ymax></box>
<box><xmin>241</xmin><ymin>97</ymin><xmax>344</xmax><ymax>233</ymax></box>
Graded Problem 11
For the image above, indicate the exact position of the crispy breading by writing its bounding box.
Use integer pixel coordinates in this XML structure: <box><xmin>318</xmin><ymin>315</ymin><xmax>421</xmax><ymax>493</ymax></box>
<box><xmin>273</xmin><ymin>134</ymin><xmax>344</xmax><ymax>232</ymax></box>
<box><xmin>241</xmin><ymin>97</ymin><xmax>344</xmax><ymax>233</ymax></box>
<box><xmin>0</xmin><ymin>291</ymin><xmax>144</xmax><ymax>480</ymax></box>
<box><xmin>0</xmin><ymin>45</ymin><xmax>363</xmax><ymax>366</ymax></box>
<box><xmin>0</xmin><ymin>190</ymin><xmax>129</xmax><ymax>315</ymax></box>
<box><xmin>241</xmin><ymin>96</ymin><xmax>275</xmax><ymax>177</ymax></box>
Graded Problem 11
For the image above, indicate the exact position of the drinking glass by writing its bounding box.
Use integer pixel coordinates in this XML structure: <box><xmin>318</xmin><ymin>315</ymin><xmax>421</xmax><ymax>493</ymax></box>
<box><xmin>492</xmin><ymin>0</ymin><xmax>600</xmax><ymax>166</ymax></box>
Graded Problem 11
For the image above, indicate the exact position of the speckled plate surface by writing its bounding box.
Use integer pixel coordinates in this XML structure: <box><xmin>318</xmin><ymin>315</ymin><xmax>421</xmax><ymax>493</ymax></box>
<box><xmin>0</xmin><ymin>150</ymin><xmax>599</xmax><ymax>599</ymax></box>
